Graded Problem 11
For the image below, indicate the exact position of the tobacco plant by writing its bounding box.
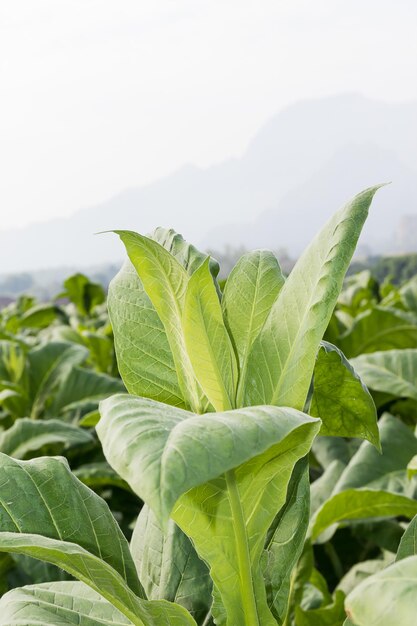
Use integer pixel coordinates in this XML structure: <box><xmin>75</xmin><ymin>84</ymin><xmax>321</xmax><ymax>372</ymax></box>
<box><xmin>1</xmin><ymin>185</ymin><xmax>411</xmax><ymax>626</ymax></box>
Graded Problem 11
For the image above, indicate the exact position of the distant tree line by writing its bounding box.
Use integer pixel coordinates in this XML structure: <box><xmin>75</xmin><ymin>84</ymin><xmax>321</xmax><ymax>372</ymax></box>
<box><xmin>350</xmin><ymin>253</ymin><xmax>417</xmax><ymax>285</ymax></box>
<box><xmin>2</xmin><ymin>253</ymin><xmax>417</xmax><ymax>302</ymax></box>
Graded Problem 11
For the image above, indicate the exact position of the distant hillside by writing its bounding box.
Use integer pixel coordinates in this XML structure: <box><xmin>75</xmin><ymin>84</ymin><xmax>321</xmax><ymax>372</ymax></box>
<box><xmin>0</xmin><ymin>93</ymin><xmax>416</xmax><ymax>273</ymax></box>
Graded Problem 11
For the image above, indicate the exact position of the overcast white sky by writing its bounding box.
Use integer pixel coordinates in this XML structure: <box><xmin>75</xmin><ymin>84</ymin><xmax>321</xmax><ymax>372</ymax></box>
<box><xmin>1</xmin><ymin>0</ymin><xmax>416</xmax><ymax>231</ymax></box>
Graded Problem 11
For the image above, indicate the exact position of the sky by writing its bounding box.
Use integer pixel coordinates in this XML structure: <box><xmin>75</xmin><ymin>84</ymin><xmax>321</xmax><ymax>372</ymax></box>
<box><xmin>1</xmin><ymin>0</ymin><xmax>417</xmax><ymax>232</ymax></box>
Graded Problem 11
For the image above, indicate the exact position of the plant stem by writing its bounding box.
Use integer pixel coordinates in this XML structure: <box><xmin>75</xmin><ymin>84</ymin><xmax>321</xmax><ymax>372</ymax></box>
<box><xmin>324</xmin><ymin>542</ymin><xmax>344</xmax><ymax>581</ymax></box>
<box><xmin>225</xmin><ymin>469</ymin><xmax>260</xmax><ymax>626</ymax></box>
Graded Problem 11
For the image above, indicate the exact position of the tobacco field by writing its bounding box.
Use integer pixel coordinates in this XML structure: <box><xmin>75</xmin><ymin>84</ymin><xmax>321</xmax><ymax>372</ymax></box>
<box><xmin>0</xmin><ymin>186</ymin><xmax>417</xmax><ymax>625</ymax></box>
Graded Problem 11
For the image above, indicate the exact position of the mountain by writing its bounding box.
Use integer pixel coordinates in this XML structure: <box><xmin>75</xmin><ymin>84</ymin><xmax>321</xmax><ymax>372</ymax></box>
<box><xmin>1</xmin><ymin>93</ymin><xmax>416</xmax><ymax>274</ymax></box>
<box><xmin>207</xmin><ymin>143</ymin><xmax>417</xmax><ymax>255</ymax></box>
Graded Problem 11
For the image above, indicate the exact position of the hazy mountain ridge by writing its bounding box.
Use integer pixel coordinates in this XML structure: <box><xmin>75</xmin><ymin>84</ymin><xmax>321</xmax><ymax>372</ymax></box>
<box><xmin>1</xmin><ymin>93</ymin><xmax>416</xmax><ymax>273</ymax></box>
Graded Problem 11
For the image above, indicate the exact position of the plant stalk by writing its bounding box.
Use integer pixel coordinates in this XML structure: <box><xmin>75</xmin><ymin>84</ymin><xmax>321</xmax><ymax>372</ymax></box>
<box><xmin>225</xmin><ymin>469</ymin><xmax>260</xmax><ymax>626</ymax></box>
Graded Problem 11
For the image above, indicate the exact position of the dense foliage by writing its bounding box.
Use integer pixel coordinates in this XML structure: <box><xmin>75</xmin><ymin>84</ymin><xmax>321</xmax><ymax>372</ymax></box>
<box><xmin>0</xmin><ymin>188</ymin><xmax>417</xmax><ymax>624</ymax></box>
<box><xmin>350</xmin><ymin>252</ymin><xmax>417</xmax><ymax>285</ymax></box>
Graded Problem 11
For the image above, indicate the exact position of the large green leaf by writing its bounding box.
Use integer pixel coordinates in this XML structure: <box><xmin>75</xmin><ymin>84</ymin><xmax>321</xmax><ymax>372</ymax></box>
<box><xmin>337</xmin><ymin>553</ymin><xmax>394</xmax><ymax>596</ymax></box>
<box><xmin>310</xmin><ymin>342</ymin><xmax>379</xmax><ymax>447</ymax></box>
<box><xmin>0</xmin><ymin>453</ymin><xmax>139</xmax><ymax>591</ymax></box>
<box><xmin>295</xmin><ymin>589</ymin><xmax>346</xmax><ymax>626</ymax></box>
<box><xmin>74</xmin><ymin>462</ymin><xmax>131</xmax><ymax>491</ymax></box>
<box><xmin>151</xmin><ymin>227</ymin><xmax>220</xmax><ymax>279</ymax></box>
<box><xmin>50</xmin><ymin>366</ymin><xmax>125</xmax><ymax>414</ymax></box>
<box><xmin>131</xmin><ymin>505</ymin><xmax>212</xmax><ymax>622</ymax></box>
<box><xmin>28</xmin><ymin>342</ymin><xmax>89</xmax><ymax>418</ymax></box>
<box><xmin>337</xmin><ymin>270</ymin><xmax>378</xmax><ymax>318</ymax></box>
<box><xmin>345</xmin><ymin>555</ymin><xmax>417</xmax><ymax>626</ymax></box>
<box><xmin>309</xmin><ymin>415</ymin><xmax>417</xmax><ymax>544</ymax></box>
<box><xmin>0</xmin><ymin>455</ymin><xmax>195</xmax><ymax>626</ymax></box>
<box><xmin>396</xmin><ymin>514</ymin><xmax>417</xmax><ymax>561</ymax></box>
<box><xmin>243</xmin><ymin>186</ymin><xmax>380</xmax><ymax>410</ymax></box>
<box><xmin>222</xmin><ymin>250</ymin><xmax>284</xmax><ymax>404</ymax></box>
<box><xmin>0</xmin><ymin>535</ymin><xmax>195</xmax><ymax>626</ymax></box>
<box><xmin>81</xmin><ymin>330</ymin><xmax>115</xmax><ymax>375</ymax></box>
<box><xmin>60</xmin><ymin>273</ymin><xmax>105</xmax><ymax>316</ymax></box>
<box><xmin>312</xmin><ymin>437</ymin><xmax>351</xmax><ymax>469</ymax></box>
<box><xmin>310</xmin><ymin>460</ymin><xmax>346</xmax><ymax>517</ymax></box>
<box><xmin>401</xmin><ymin>275</ymin><xmax>417</xmax><ymax>313</ymax></box>
<box><xmin>263</xmin><ymin>458</ymin><xmax>310</xmax><ymax>623</ymax></box>
<box><xmin>332</xmin><ymin>413</ymin><xmax>417</xmax><ymax>495</ymax></box>
<box><xmin>108</xmin><ymin>229</ymin><xmax>218</xmax><ymax>409</ymax></box>
<box><xmin>114</xmin><ymin>231</ymin><xmax>205</xmax><ymax>412</ymax></box>
<box><xmin>0</xmin><ymin>581</ymin><xmax>132</xmax><ymax>625</ymax></box>
<box><xmin>310</xmin><ymin>490</ymin><xmax>417</xmax><ymax>542</ymax></box>
<box><xmin>0</xmin><ymin>418</ymin><xmax>93</xmax><ymax>459</ymax></box>
<box><xmin>182</xmin><ymin>258</ymin><xmax>237</xmax><ymax>411</ymax></box>
<box><xmin>351</xmin><ymin>349</ymin><xmax>417</xmax><ymax>401</ymax></box>
<box><xmin>19</xmin><ymin>303</ymin><xmax>69</xmax><ymax>329</ymax></box>
<box><xmin>339</xmin><ymin>307</ymin><xmax>417</xmax><ymax>358</ymax></box>
<box><xmin>0</xmin><ymin>340</ymin><xmax>27</xmax><ymax>383</ymax></box>
<box><xmin>108</xmin><ymin>260</ymin><xmax>184</xmax><ymax>407</ymax></box>
<box><xmin>98</xmin><ymin>394</ymin><xmax>320</xmax><ymax>626</ymax></box>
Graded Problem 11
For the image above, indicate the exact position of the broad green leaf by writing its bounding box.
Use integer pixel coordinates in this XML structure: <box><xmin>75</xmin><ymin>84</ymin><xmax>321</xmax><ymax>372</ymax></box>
<box><xmin>337</xmin><ymin>553</ymin><xmax>394</xmax><ymax>595</ymax></box>
<box><xmin>74</xmin><ymin>462</ymin><xmax>131</xmax><ymax>491</ymax></box>
<box><xmin>0</xmin><ymin>340</ymin><xmax>27</xmax><ymax>382</ymax></box>
<box><xmin>182</xmin><ymin>258</ymin><xmax>237</xmax><ymax>411</ymax></box>
<box><xmin>0</xmin><ymin>386</ymin><xmax>28</xmax><ymax>417</ymax></box>
<box><xmin>108</xmin><ymin>260</ymin><xmax>184</xmax><ymax>407</ymax></box>
<box><xmin>19</xmin><ymin>303</ymin><xmax>68</xmax><ymax>329</ymax></box>
<box><xmin>0</xmin><ymin>581</ymin><xmax>131</xmax><ymax>625</ymax></box>
<box><xmin>337</xmin><ymin>270</ymin><xmax>378</xmax><ymax>317</ymax></box>
<box><xmin>310</xmin><ymin>342</ymin><xmax>379</xmax><ymax>447</ymax></box>
<box><xmin>0</xmin><ymin>534</ymin><xmax>195</xmax><ymax>626</ymax></box>
<box><xmin>222</xmin><ymin>250</ymin><xmax>285</xmax><ymax>405</ymax></box>
<box><xmin>295</xmin><ymin>589</ymin><xmax>346</xmax><ymax>626</ymax></box>
<box><xmin>98</xmin><ymin>394</ymin><xmax>320</xmax><ymax>525</ymax></box>
<box><xmin>151</xmin><ymin>227</ymin><xmax>220</xmax><ymax>278</ymax></box>
<box><xmin>0</xmin><ymin>453</ymin><xmax>139</xmax><ymax>591</ymax></box>
<box><xmin>401</xmin><ymin>275</ymin><xmax>417</xmax><ymax>313</ymax></box>
<box><xmin>310</xmin><ymin>490</ymin><xmax>417</xmax><ymax>542</ymax></box>
<box><xmin>396</xmin><ymin>514</ymin><xmax>417</xmax><ymax>561</ymax></box>
<box><xmin>291</xmin><ymin>543</ymin><xmax>315</xmax><ymax>612</ymax></box>
<box><xmin>345</xmin><ymin>555</ymin><xmax>417</xmax><ymax>626</ymax></box>
<box><xmin>310</xmin><ymin>460</ymin><xmax>346</xmax><ymax>516</ymax></box>
<box><xmin>131</xmin><ymin>505</ymin><xmax>212</xmax><ymax>622</ymax></box>
<box><xmin>79</xmin><ymin>409</ymin><xmax>101</xmax><ymax>426</ymax></box>
<box><xmin>98</xmin><ymin>394</ymin><xmax>320</xmax><ymax>626</ymax></box>
<box><xmin>11</xmin><ymin>552</ymin><xmax>70</xmax><ymax>585</ymax></box>
<box><xmin>312</xmin><ymin>437</ymin><xmax>351</xmax><ymax>469</ymax></box>
<box><xmin>0</xmin><ymin>418</ymin><xmax>93</xmax><ymax>459</ymax></box>
<box><xmin>339</xmin><ymin>307</ymin><xmax>417</xmax><ymax>358</ymax></box>
<box><xmin>173</xmin><ymin>427</ymin><xmax>320</xmax><ymax>626</ymax></box>
<box><xmin>114</xmin><ymin>231</ymin><xmax>204</xmax><ymax>412</ymax></box>
<box><xmin>352</xmin><ymin>519</ymin><xmax>404</xmax><ymax>554</ymax></box>
<box><xmin>333</xmin><ymin>414</ymin><xmax>417</xmax><ymax>495</ymax></box>
<box><xmin>28</xmin><ymin>342</ymin><xmax>89</xmax><ymax>418</ymax></box>
<box><xmin>263</xmin><ymin>458</ymin><xmax>310</xmax><ymax>623</ymax></box>
<box><xmin>81</xmin><ymin>331</ymin><xmax>115</xmax><ymax>374</ymax></box>
<box><xmin>351</xmin><ymin>349</ymin><xmax>417</xmax><ymax>400</ymax></box>
<box><xmin>61</xmin><ymin>273</ymin><xmax>105</xmax><ymax>315</ymax></box>
<box><xmin>50</xmin><ymin>366</ymin><xmax>125</xmax><ymax>414</ymax></box>
<box><xmin>243</xmin><ymin>186</ymin><xmax>381</xmax><ymax>409</ymax></box>
<box><xmin>0</xmin><ymin>454</ymin><xmax>195</xmax><ymax>626</ymax></box>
